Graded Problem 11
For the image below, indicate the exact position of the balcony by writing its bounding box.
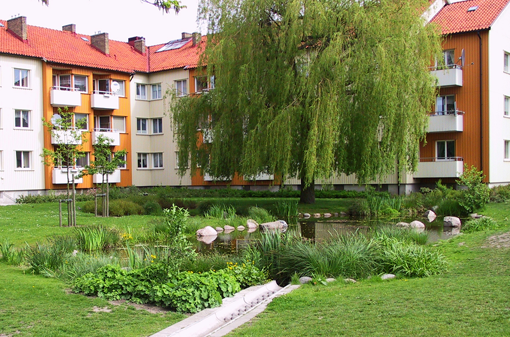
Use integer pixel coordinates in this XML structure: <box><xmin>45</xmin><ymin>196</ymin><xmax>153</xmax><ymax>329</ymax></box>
<box><xmin>51</xmin><ymin>129</ymin><xmax>83</xmax><ymax>145</ymax></box>
<box><xmin>91</xmin><ymin>91</ymin><xmax>119</xmax><ymax>110</ymax></box>
<box><xmin>414</xmin><ymin>157</ymin><xmax>464</xmax><ymax>178</ymax></box>
<box><xmin>203</xmin><ymin>174</ymin><xmax>231</xmax><ymax>182</ymax></box>
<box><xmin>245</xmin><ymin>173</ymin><xmax>275</xmax><ymax>181</ymax></box>
<box><xmin>202</xmin><ymin>129</ymin><xmax>213</xmax><ymax>143</ymax></box>
<box><xmin>428</xmin><ymin>111</ymin><xmax>464</xmax><ymax>133</ymax></box>
<box><xmin>50</xmin><ymin>87</ymin><xmax>82</xmax><ymax>107</ymax></box>
<box><xmin>93</xmin><ymin>169</ymin><xmax>121</xmax><ymax>184</ymax></box>
<box><xmin>52</xmin><ymin>168</ymin><xmax>83</xmax><ymax>185</ymax></box>
<box><xmin>92</xmin><ymin>129</ymin><xmax>120</xmax><ymax>146</ymax></box>
<box><xmin>430</xmin><ymin>66</ymin><xmax>463</xmax><ymax>87</ymax></box>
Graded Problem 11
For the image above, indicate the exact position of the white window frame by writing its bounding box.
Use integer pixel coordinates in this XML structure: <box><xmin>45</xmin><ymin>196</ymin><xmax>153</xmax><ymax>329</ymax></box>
<box><xmin>14</xmin><ymin>110</ymin><xmax>30</xmax><ymax>129</ymax></box>
<box><xmin>14</xmin><ymin>68</ymin><xmax>29</xmax><ymax>88</ymax></box>
<box><xmin>74</xmin><ymin>75</ymin><xmax>88</xmax><ymax>93</ymax></box>
<box><xmin>75</xmin><ymin>153</ymin><xmax>90</xmax><ymax>168</ymax></box>
<box><xmin>153</xmin><ymin>153</ymin><xmax>163</xmax><ymax>168</ymax></box>
<box><xmin>195</xmin><ymin>76</ymin><xmax>210</xmax><ymax>93</ymax></box>
<box><xmin>74</xmin><ymin>113</ymin><xmax>89</xmax><ymax>130</ymax></box>
<box><xmin>112</xmin><ymin>80</ymin><xmax>125</xmax><ymax>97</ymax></box>
<box><xmin>0</xmin><ymin>150</ymin><xmax>3</xmax><ymax>171</ymax></box>
<box><xmin>94</xmin><ymin>79</ymin><xmax>111</xmax><ymax>95</ymax></box>
<box><xmin>505</xmin><ymin>52</ymin><xmax>510</xmax><ymax>73</ymax></box>
<box><xmin>505</xmin><ymin>140</ymin><xmax>510</xmax><ymax>161</ymax></box>
<box><xmin>175</xmin><ymin>151</ymin><xmax>188</xmax><ymax>169</ymax></box>
<box><xmin>136</xmin><ymin>83</ymin><xmax>148</xmax><ymax>100</ymax></box>
<box><xmin>137</xmin><ymin>153</ymin><xmax>148</xmax><ymax>169</ymax></box>
<box><xmin>95</xmin><ymin>116</ymin><xmax>112</xmax><ymax>132</ymax></box>
<box><xmin>116</xmin><ymin>153</ymin><xmax>127</xmax><ymax>169</ymax></box>
<box><xmin>435</xmin><ymin>95</ymin><xmax>456</xmax><ymax>115</ymax></box>
<box><xmin>151</xmin><ymin>83</ymin><xmax>162</xmax><ymax>100</ymax></box>
<box><xmin>137</xmin><ymin>118</ymin><xmax>148</xmax><ymax>134</ymax></box>
<box><xmin>152</xmin><ymin>118</ymin><xmax>163</xmax><ymax>134</ymax></box>
<box><xmin>0</xmin><ymin>108</ymin><xmax>2</xmax><ymax>129</ymax></box>
<box><xmin>436</xmin><ymin>140</ymin><xmax>455</xmax><ymax>161</ymax></box>
<box><xmin>505</xmin><ymin>96</ymin><xmax>510</xmax><ymax>117</ymax></box>
<box><xmin>175</xmin><ymin>79</ymin><xmax>187</xmax><ymax>97</ymax></box>
<box><xmin>113</xmin><ymin>116</ymin><xmax>126</xmax><ymax>133</ymax></box>
<box><xmin>15</xmin><ymin>151</ymin><xmax>31</xmax><ymax>169</ymax></box>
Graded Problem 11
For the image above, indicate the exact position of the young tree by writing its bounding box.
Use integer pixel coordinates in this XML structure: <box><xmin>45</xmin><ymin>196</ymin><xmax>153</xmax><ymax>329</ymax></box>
<box><xmin>172</xmin><ymin>0</ymin><xmax>441</xmax><ymax>203</ymax></box>
<box><xmin>42</xmin><ymin>108</ymin><xmax>87</xmax><ymax>226</ymax></box>
<box><xmin>81</xmin><ymin>135</ymin><xmax>127</xmax><ymax>217</ymax></box>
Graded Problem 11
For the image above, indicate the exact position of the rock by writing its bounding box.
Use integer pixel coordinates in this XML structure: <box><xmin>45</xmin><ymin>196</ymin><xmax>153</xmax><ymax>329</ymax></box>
<box><xmin>216</xmin><ymin>227</ymin><xmax>224</xmax><ymax>233</ymax></box>
<box><xmin>333</xmin><ymin>212</ymin><xmax>339</xmax><ymax>217</ymax></box>
<box><xmin>260</xmin><ymin>220</ymin><xmax>288</xmax><ymax>232</ymax></box>
<box><xmin>313</xmin><ymin>213</ymin><xmax>321</xmax><ymax>218</ymax></box>
<box><xmin>237</xmin><ymin>225</ymin><xmax>245</xmax><ymax>231</ymax></box>
<box><xmin>444</xmin><ymin>216</ymin><xmax>462</xmax><ymax>228</ymax></box>
<box><xmin>444</xmin><ymin>227</ymin><xmax>461</xmax><ymax>236</ymax></box>
<box><xmin>298</xmin><ymin>213</ymin><xmax>304</xmax><ymax>218</ymax></box>
<box><xmin>246</xmin><ymin>219</ymin><xmax>259</xmax><ymax>229</ymax></box>
<box><xmin>72</xmin><ymin>250</ymin><xmax>79</xmax><ymax>256</ymax></box>
<box><xmin>344</xmin><ymin>278</ymin><xmax>357</xmax><ymax>283</ymax></box>
<box><xmin>303</xmin><ymin>213</ymin><xmax>311</xmax><ymax>219</ymax></box>
<box><xmin>224</xmin><ymin>225</ymin><xmax>235</xmax><ymax>233</ymax></box>
<box><xmin>381</xmin><ymin>274</ymin><xmax>395</xmax><ymax>280</ymax></box>
<box><xmin>470</xmin><ymin>213</ymin><xmax>483</xmax><ymax>219</ymax></box>
<box><xmin>326</xmin><ymin>278</ymin><xmax>335</xmax><ymax>283</ymax></box>
<box><xmin>324</xmin><ymin>213</ymin><xmax>332</xmax><ymax>218</ymax></box>
<box><xmin>410</xmin><ymin>220</ymin><xmax>425</xmax><ymax>229</ymax></box>
<box><xmin>196</xmin><ymin>226</ymin><xmax>217</xmax><ymax>237</ymax></box>
<box><xmin>424</xmin><ymin>210</ymin><xmax>437</xmax><ymax>222</ymax></box>
<box><xmin>299</xmin><ymin>276</ymin><xmax>312</xmax><ymax>284</ymax></box>
<box><xmin>340</xmin><ymin>212</ymin><xmax>348</xmax><ymax>216</ymax></box>
<box><xmin>247</xmin><ymin>226</ymin><xmax>257</xmax><ymax>233</ymax></box>
<box><xmin>432</xmin><ymin>205</ymin><xmax>439</xmax><ymax>212</ymax></box>
<box><xmin>396</xmin><ymin>222</ymin><xmax>410</xmax><ymax>228</ymax></box>
<box><xmin>197</xmin><ymin>234</ymin><xmax>217</xmax><ymax>244</ymax></box>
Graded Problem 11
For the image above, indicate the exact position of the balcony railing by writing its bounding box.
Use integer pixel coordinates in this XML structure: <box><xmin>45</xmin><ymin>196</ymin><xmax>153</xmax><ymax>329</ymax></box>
<box><xmin>93</xmin><ymin>169</ymin><xmax>121</xmax><ymax>184</ymax></box>
<box><xmin>51</xmin><ymin>128</ymin><xmax>83</xmax><ymax>145</ymax></box>
<box><xmin>91</xmin><ymin>90</ymin><xmax>119</xmax><ymax>110</ymax></box>
<box><xmin>430</xmin><ymin>65</ymin><xmax>463</xmax><ymax>87</ymax></box>
<box><xmin>245</xmin><ymin>173</ymin><xmax>275</xmax><ymax>181</ymax></box>
<box><xmin>203</xmin><ymin>173</ymin><xmax>231</xmax><ymax>182</ymax></box>
<box><xmin>414</xmin><ymin>157</ymin><xmax>464</xmax><ymax>178</ymax></box>
<box><xmin>428</xmin><ymin>110</ymin><xmax>464</xmax><ymax>133</ymax></box>
<box><xmin>50</xmin><ymin>87</ymin><xmax>82</xmax><ymax>107</ymax></box>
<box><xmin>92</xmin><ymin>128</ymin><xmax>121</xmax><ymax>146</ymax></box>
<box><xmin>52</xmin><ymin>167</ymin><xmax>84</xmax><ymax>184</ymax></box>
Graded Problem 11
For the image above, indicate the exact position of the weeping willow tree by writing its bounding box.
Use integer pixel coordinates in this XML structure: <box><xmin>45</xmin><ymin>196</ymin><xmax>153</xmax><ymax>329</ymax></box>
<box><xmin>172</xmin><ymin>0</ymin><xmax>441</xmax><ymax>203</ymax></box>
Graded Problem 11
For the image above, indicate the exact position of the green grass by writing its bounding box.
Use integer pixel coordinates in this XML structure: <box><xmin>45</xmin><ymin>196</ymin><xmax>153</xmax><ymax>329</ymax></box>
<box><xmin>227</xmin><ymin>201</ymin><xmax>510</xmax><ymax>336</ymax></box>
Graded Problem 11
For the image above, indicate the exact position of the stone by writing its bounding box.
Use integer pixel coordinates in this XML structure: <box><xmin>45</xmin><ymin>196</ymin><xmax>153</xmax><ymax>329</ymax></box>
<box><xmin>410</xmin><ymin>220</ymin><xmax>425</xmax><ymax>229</ymax></box>
<box><xmin>237</xmin><ymin>225</ymin><xmax>245</xmax><ymax>231</ymax></box>
<box><xmin>323</xmin><ymin>213</ymin><xmax>332</xmax><ymax>218</ymax></box>
<box><xmin>344</xmin><ymin>278</ymin><xmax>357</xmax><ymax>283</ymax></box>
<box><xmin>424</xmin><ymin>210</ymin><xmax>437</xmax><ymax>222</ymax></box>
<box><xmin>246</xmin><ymin>219</ymin><xmax>259</xmax><ymax>229</ymax></box>
<box><xmin>313</xmin><ymin>213</ymin><xmax>321</xmax><ymax>218</ymax></box>
<box><xmin>196</xmin><ymin>226</ymin><xmax>217</xmax><ymax>237</ymax></box>
<box><xmin>197</xmin><ymin>234</ymin><xmax>217</xmax><ymax>244</ymax></box>
<box><xmin>340</xmin><ymin>212</ymin><xmax>348</xmax><ymax>216</ymax></box>
<box><xmin>444</xmin><ymin>216</ymin><xmax>462</xmax><ymax>228</ymax></box>
<box><xmin>381</xmin><ymin>274</ymin><xmax>395</xmax><ymax>280</ymax></box>
<box><xmin>224</xmin><ymin>225</ymin><xmax>235</xmax><ymax>233</ymax></box>
<box><xmin>396</xmin><ymin>222</ymin><xmax>410</xmax><ymax>228</ymax></box>
<box><xmin>326</xmin><ymin>278</ymin><xmax>335</xmax><ymax>283</ymax></box>
<box><xmin>299</xmin><ymin>276</ymin><xmax>312</xmax><ymax>284</ymax></box>
<box><xmin>333</xmin><ymin>212</ymin><xmax>339</xmax><ymax>217</ymax></box>
<box><xmin>470</xmin><ymin>213</ymin><xmax>483</xmax><ymax>219</ymax></box>
<box><xmin>303</xmin><ymin>213</ymin><xmax>311</xmax><ymax>219</ymax></box>
<box><xmin>260</xmin><ymin>220</ymin><xmax>288</xmax><ymax>232</ymax></box>
<box><xmin>216</xmin><ymin>227</ymin><xmax>224</xmax><ymax>233</ymax></box>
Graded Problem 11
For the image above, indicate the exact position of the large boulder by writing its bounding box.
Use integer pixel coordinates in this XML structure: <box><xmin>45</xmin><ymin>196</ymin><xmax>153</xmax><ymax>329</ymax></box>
<box><xmin>424</xmin><ymin>210</ymin><xmax>437</xmax><ymax>222</ymax></box>
<box><xmin>246</xmin><ymin>219</ymin><xmax>259</xmax><ymax>229</ymax></box>
<box><xmin>444</xmin><ymin>216</ymin><xmax>462</xmax><ymax>228</ymax></box>
<box><xmin>237</xmin><ymin>225</ymin><xmax>245</xmax><ymax>231</ymax></box>
<box><xmin>196</xmin><ymin>226</ymin><xmax>217</xmax><ymax>237</ymax></box>
<box><xmin>197</xmin><ymin>234</ymin><xmax>217</xmax><ymax>244</ymax></box>
<box><xmin>410</xmin><ymin>220</ymin><xmax>425</xmax><ymax>229</ymax></box>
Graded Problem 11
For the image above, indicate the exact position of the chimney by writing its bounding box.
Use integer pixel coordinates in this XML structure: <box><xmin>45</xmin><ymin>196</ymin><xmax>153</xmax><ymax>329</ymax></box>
<box><xmin>7</xmin><ymin>16</ymin><xmax>27</xmax><ymax>41</ymax></box>
<box><xmin>192</xmin><ymin>32</ymin><xmax>201</xmax><ymax>47</ymax></box>
<box><xmin>128</xmin><ymin>36</ymin><xmax>146</xmax><ymax>54</ymax></box>
<box><xmin>182</xmin><ymin>32</ymin><xmax>192</xmax><ymax>39</ymax></box>
<box><xmin>62</xmin><ymin>24</ymin><xmax>76</xmax><ymax>33</ymax></box>
<box><xmin>91</xmin><ymin>32</ymin><xmax>109</xmax><ymax>55</ymax></box>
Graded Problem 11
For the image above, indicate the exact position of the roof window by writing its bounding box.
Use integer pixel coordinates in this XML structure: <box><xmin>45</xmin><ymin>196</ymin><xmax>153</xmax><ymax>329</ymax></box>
<box><xmin>156</xmin><ymin>38</ymin><xmax>191</xmax><ymax>52</ymax></box>
<box><xmin>467</xmin><ymin>6</ymin><xmax>478</xmax><ymax>12</ymax></box>
<box><xmin>0</xmin><ymin>23</ymin><xmax>4</xmax><ymax>27</ymax></box>
<box><xmin>81</xmin><ymin>37</ymin><xmax>89</xmax><ymax>42</ymax></box>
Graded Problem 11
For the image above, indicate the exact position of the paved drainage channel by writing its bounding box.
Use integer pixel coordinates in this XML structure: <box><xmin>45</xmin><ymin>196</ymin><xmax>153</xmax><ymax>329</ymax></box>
<box><xmin>150</xmin><ymin>281</ymin><xmax>300</xmax><ymax>337</ymax></box>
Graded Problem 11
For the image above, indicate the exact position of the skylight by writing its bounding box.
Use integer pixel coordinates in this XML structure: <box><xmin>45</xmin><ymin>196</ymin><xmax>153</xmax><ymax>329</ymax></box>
<box><xmin>0</xmin><ymin>23</ymin><xmax>4</xmax><ymax>27</ymax></box>
<box><xmin>467</xmin><ymin>6</ymin><xmax>478</xmax><ymax>12</ymax></box>
<box><xmin>156</xmin><ymin>38</ymin><xmax>191</xmax><ymax>52</ymax></box>
<box><xmin>81</xmin><ymin>37</ymin><xmax>89</xmax><ymax>42</ymax></box>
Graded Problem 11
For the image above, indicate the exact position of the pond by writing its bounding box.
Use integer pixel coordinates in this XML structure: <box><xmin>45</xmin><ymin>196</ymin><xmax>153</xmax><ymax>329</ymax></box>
<box><xmin>193</xmin><ymin>216</ymin><xmax>461</xmax><ymax>254</ymax></box>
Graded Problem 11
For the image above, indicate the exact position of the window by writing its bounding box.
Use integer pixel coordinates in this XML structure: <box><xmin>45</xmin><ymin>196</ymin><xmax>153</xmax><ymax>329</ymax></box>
<box><xmin>137</xmin><ymin>153</ymin><xmax>148</xmax><ymax>168</ymax></box>
<box><xmin>195</xmin><ymin>76</ymin><xmax>209</xmax><ymax>93</ymax></box>
<box><xmin>137</xmin><ymin>118</ymin><xmax>148</xmax><ymax>134</ymax></box>
<box><xmin>75</xmin><ymin>153</ymin><xmax>89</xmax><ymax>168</ymax></box>
<box><xmin>52</xmin><ymin>74</ymin><xmax>71</xmax><ymax>91</ymax></box>
<box><xmin>436</xmin><ymin>140</ymin><xmax>455</xmax><ymax>160</ymax></box>
<box><xmin>113</xmin><ymin>116</ymin><xmax>126</xmax><ymax>133</ymax></box>
<box><xmin>151</xmin><ymin>84</ymin><xmax>162</xmax><ymax>100</ymax></box>
<box><xmin>175</xmin><ymin>80</ymin><xmax>187</xmax><ymax>96</ymax></box>
<box><xmin>153</xmin><ymin>153</ymin><xmax>163</xmax><ymax>168</ymax></box>
<box><xmin>175</xmin><ymin>151</ymin><xmax>188</xmax><ymax>168</ymax></box>
<box><xmin>505</xmin><ymin>52</ymin><xmax>510</xmax><ymax>73</ymax></box>
<box><xmin>505</xmin><ymin>96</ymin><xmax>510</xmax><ymax>116</ymax></box>
<box><xmin>443</xmin><ymin>50</ymin><xmax>455</xmax><ymax>68</ymax></box>
<box><xmin>0</xmin><ymin>108</ymin><xmax>2</xmax><ymax>129</ymax></box>
<box><xmin>74</xmin><ymin>75</ymin><xmax>88</xmax><ymax>92</ymax></box>
<box><xmin>115</xmin><ymin>153</ymin><xmax>127</xmax><ymax>169</ymax></box>
<box><xmin>16</xmin><ymin>151</ymin><xmax>30</xmax><ymax>169</ymax></box>
<box><xmin>505</xmin><ymin>141</ymin><xmax>510</xmax><ymax>160</ymax></box>
<box><xmin>0</xmin><ymin>150</ymin><xmax>3</xmax><ymax>171</ymax></box>
<box><xmin>14</xmin><ymin>68</ymin><xmax>29</xmax><ymax>88</ymax></box>
<box><xmin>14</xmin><ymin>110</ymin><xmax>30</xmax><ymax>128</ymax></box>
<box><xmin>94</xmin><ymin>79</ymin><xmax>110</xmax><ymax>94</ymax></box>
<box><xmin>436</xmin><ymin>95</ymin><xmax>456</xmax><ymax>115</ymax></box>
<box><xmin>152</xmin><ymin>118</ymin><xmax>163</xmax><ymax>134</ymax></box>
<box><xmin>74</xmin><ymin>113</ymin><xmax>88</xmax><ymax>130</ymax></box>
<box><xmin>112</xmin><ymin>80</ymin><xmax>125</xmax><ymax>96</ymax></box>
<box><xmin>136</xmin><ymin>83</ymin><xmax>148</xmax><ymax>100</ymax></box>
<box><xmin>96</xmin><ymin>116</ymin><xmax>111</xmax><ymax>131</ymax></box>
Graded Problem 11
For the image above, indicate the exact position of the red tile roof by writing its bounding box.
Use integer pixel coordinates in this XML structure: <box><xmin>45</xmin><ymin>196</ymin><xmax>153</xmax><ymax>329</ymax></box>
<box><xmin>430</xmin><ymin>0</ymin><xmax>510</xmax><ymax>35</ymax></box>
<box><xmin>148</xmin><ymin>36</ymin><xmax>206</xmax><ymax>72</ymax></box>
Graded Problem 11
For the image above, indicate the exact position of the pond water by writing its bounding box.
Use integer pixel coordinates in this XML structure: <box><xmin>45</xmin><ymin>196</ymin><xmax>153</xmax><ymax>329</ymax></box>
<box><xmin>193</xmin><ymin>216</ymin><xmax>460</xmax><ymax>254</ymax></box>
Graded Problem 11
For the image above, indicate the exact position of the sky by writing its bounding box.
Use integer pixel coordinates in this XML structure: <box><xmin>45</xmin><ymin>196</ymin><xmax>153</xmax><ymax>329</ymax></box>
<box><xmin>0</xmin><ymin>0</ymin><xmax>202</xmax><ymax>46</ymax></box>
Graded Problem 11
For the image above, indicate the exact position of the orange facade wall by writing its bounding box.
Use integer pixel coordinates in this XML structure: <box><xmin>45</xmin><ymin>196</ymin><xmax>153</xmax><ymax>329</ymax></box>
<box><xmin>421</xmin><ymin>31</ymin><xmax>490</xmax><ymax>181</ymax></box>
<box><xmin>42</xmin><ymin>63</ymin><xmax>132</xmax><ymax>190</ymax></box>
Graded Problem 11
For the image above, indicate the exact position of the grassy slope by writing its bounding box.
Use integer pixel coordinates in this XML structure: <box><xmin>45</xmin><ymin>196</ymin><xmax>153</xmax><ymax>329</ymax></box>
<box><xmin>228</xmin><ymin>202</ymin><xmax>510</xmax><ymax>337</ymax></box>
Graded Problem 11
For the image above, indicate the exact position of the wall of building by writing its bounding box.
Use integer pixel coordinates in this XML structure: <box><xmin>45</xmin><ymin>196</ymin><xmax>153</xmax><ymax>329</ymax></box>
<box><xmin>0</xmin><ymin>55</ymin><xmax>45</xmax><ymax>193</ymax></box>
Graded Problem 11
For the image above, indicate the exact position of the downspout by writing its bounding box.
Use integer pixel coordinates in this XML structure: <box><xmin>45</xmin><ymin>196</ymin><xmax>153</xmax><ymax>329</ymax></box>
<box><xmin>477</xmin><ymin>31</ymin><xmax>483</xmax><ymax>173</ymax></box>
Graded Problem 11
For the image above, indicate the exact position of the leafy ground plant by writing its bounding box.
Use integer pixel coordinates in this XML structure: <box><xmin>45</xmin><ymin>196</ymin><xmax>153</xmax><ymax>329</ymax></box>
<box><xmin>462</xmin><ymin>217</ymin><xmax>499</xmax><ymax>233</ymax></box>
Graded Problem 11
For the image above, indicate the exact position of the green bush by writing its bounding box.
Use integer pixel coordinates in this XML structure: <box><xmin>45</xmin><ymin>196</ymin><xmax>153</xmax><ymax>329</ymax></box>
<box><xmin>248</xmin><ymin>207</ymin><xmax>274</xmax><ymax>224</ymax></box>
<box><xmin>436</xmin><ymin>198</ymin><xmax>466</xmax><ymax>216</ymax></box>
<box><xmin>489</xmin><ymin>184</ymin><xmax>510</xmax><ymax>203</ymax></box>
<box><xmin>462</xmin><ymin>217</ymin><xmax>499</xmax><ymax>233</ymax></box>
<box><xmin>143</xmin><ymin>200</ymin><xmax>162</xmax><ymax>215</ymax></box>
<box><xmin>81</xmin><ymin>200</ymin><xmax>144</xmax><ymax>216</ymax></box>
<box><xmin>74</xmin><ymin>226</ymin><xmax>120</xmax><ymax>252</ymax></box>
<box><xmin>457</xmin><ymin>165</ymin><xmax>490</xmax><ymax>214</ymax></box>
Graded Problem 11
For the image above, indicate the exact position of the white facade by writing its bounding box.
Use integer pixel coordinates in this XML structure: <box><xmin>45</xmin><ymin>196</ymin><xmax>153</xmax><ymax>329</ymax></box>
<box><xmin>0</xmin><ymin>55</ymin><xmax>45</xmax><ymax>198</ymax></box>
<box><xmin>131</xmin><ymin>71</ymin><xmax>192</xmax><ymax>187</ymax></box>
<box><xmin>488</xmin><ymin>5</ymin><xmax>510</xmax><ymax>186</ymax></box>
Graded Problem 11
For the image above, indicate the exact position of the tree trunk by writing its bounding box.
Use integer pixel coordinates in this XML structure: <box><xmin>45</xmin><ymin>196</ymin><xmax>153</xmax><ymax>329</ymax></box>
<box><xmin>299</xmin><ymin>177</ymin><xmax>315</xmax><ymax>204</ymax></box>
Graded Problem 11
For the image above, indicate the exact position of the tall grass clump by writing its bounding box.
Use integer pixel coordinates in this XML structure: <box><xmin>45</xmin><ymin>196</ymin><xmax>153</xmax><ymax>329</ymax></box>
<box><xmin>75</xmin><ymin>226</ymin><xmax>120</xmax><ymax>252</ymax></box>
<box><xmin>373</xmin><ymin>226</ymin><xmax>429</xmax><ymax>246</ymax></box>
<box><xmin>56</xmin><ymin>253</ymin><xmax>121</xmax><ymax>281</ymax></box>
<box><xmin>274</xmin><ymin>200</ymin><xmax>298</xmax><ymax>222</ymax></box>
<box><xmin>25</xmin><ymin>243</ymin><xmax>67</xmax><ymax>276</ymax></box>
<box><xmin>0</xmin><ymin>239</ymin><xmax>24</xmax><ymax>265</ymax></box>
<box><xmin>462</xmin><ymin>217</ymin><xmax>499</xmax><ymax>233</ymax></box>
<box><xmin>248</xmin><ymin>207</ymin><xmax>275</xmax><ymax>224</ymax></box>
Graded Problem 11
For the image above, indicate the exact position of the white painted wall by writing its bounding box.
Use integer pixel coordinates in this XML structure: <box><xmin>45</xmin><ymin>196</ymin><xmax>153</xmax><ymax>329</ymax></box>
<box><xmin>0</xmin><ymin>55</ymin><xmax>45</xmax><ymax>193</ymax></box>
<box><xmin>488</xmin><ymin>3</ymin><xmax>510</xmax><ymax>185</ymax></box>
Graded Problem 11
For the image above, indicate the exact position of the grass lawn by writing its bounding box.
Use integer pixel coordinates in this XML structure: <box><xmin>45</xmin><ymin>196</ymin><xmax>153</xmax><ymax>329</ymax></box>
<box><xmin>227</xmin><ymin>202</ymin><xmax>510</xmax><ymax>336</ymax></box>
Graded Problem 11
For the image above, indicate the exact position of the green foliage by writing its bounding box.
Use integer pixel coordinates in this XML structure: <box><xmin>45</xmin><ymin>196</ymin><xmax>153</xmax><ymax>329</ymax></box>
<box><xmin>274</xmin><ymin>200</ymin><xmax>299</xmax><ymax>222</ymax></box>
<box><xmin>81</xmin><ymin>199</ymin><xmax>144</xmax><ymax>216</ymax></box>
<box><xmin>248</xmin><ymin>206</ymin><xmax>275</xmax><ymax>224</ymax></box>
<box><xmin>373</xmin><ymin>226</ymin><xmax>429</xmax><ymax>246</ymax></box>
<box><xmin>0</xmin><ymin>239</ymin><xmax>24</xmax><ymax>265</ymax></box>
<box><xmin>162</xmin><ymin>205</ymin><xmax>197</xmax><ymax>265</ymax></box>
<box><xmin>489</xmin><ymin>184</ymin><xmax>510</xmax><ymax>203</ymax></box>
<box><xmin>457</xmin><ymin>165</ymin><xmax>490</xmax><ymax>214</ymax></box>
<box><xmin>462</xmin><ymin>217</ymin><xmax>499</xmax><ymax>233</ymax></box>
<box><xmin>224</xmin><ymin>261</ymin><xmax>268</xmax><ymax>288</ymax></box>
<box><xmin>143</xmin><ymin>200</ymin><xmax>163</xmax><ymax>215</ymax></box>
<box><xmin>74</xmin><ymin>226</ymin><xmax>120</xmax><ymax>252</ymax></box>
<box><xmin>25</xmin><ymin>242</ymin><xmax>68</xmax><ymax>276</ymax></box>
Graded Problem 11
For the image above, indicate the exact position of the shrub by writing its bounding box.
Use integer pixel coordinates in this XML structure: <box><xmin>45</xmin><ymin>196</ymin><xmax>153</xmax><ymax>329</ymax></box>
<box><xmin>0</xmin><ymin>239</ymin><xmax>24</xmax><ymax>265</ymax></box>
<box><xmin>457</xmin><ymin>165</ymin><xmax>490</xmax><ymax>214</ymax></box>
<box><xmin>462</xmin><ymin>217</ymin><xmax>499</xmax><ymax>233</ymax></box>
<box><xmin>489</xmin><ymin>184</ymin><xmax>510</xmax><ymax>203</ymax></box>
<box><xmin>25</xmin><ymin>243</ymin><xmax>67</xmax><ymax>276</ymax></box>
<box><xmin>81</xmin><ymin>200</ymin><xmax>144</xmax><ymax>216</ymax></box>
<box><xmin>248</xmin><ymin>207</ymin><xmax>274</xmax><ymax>224</ymax></box>
<box><xmin>274</xmin><ymin>200</ymin><xmax>298</xmax><ymax>222</ymax></box>
<box><xmin>143</xmin><ymin>200</ymin><xmax>162</xmax><ymax>215</ymax></box>
<box><xmin>436</xmin><ymin>198</ymin><xmax>466</xmax><ymax>216</ymax></box>
<box><xmin>74</xmin><ymin>226</ymin><xmax>120</xmax><ymax>252</ymax></box>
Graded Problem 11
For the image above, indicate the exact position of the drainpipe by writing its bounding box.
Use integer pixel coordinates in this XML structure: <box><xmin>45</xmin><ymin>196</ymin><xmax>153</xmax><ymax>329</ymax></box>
<box><xmin>477</xmin><ymin>31</ymin><xmax>483</xmax><ymax>173</ymax></box>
